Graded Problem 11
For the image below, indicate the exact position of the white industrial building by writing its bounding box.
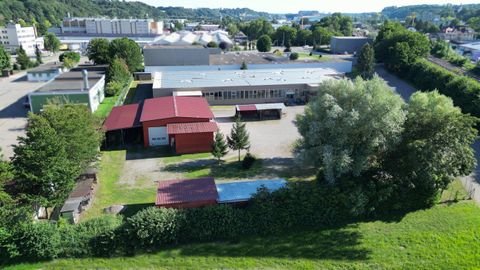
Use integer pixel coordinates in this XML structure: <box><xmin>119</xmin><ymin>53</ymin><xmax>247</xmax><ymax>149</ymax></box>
<box><xmin>0</xmin><ymin>23</ymin><xmax>44</xmax><ymax>55</ymax></box>
<box><xmin>55</xmin><ymin>17</ymin><xmax>163</xmax><ymax>36</ymax></box>
<box><xmin>152</xmin><ymin>30</ymin><xmax>233</xmax><ymax>46</ymax></box>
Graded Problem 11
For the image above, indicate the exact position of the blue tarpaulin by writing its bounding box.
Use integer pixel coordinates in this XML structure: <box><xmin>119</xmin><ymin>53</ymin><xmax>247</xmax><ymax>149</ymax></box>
<box><xmin>216</xmin><ymin>179</ymin><xmax>287</xmax><ymax>203</ymax></box>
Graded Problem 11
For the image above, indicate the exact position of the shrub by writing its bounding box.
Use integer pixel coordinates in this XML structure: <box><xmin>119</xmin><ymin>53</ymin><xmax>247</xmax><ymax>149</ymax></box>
<box><xmin>257</xmin><ymin>35</ymin><xmax>272</xmax><ymax>52</ymax></box>
<box><xmin>289</xmin><ymin>52</ymin><xmax>299</xmax><ymax>60</ymax></box>
<box><xmin>59</xmin><ymin>51</ymin><xmax>80</xmax><ymax>63</ymax></box>
<box><xmin>123</xmin><ymin>207</ymin><xmax>186</xmax><ymax>251</ymax></box>
<box><xmin>13</xmin><ymin>222</ymin><xmax>60</xmax><ymax>261</ymax></box>
<box><xmin>12</xmin><ymin>63</ymin><xmax>19</xmax><ymax>70</ymax></box>
<box><xmin>207</xmin><ymin>41</ymin><xmax>218</xmax><ymax>48</ymax></box>
<box><xmin>105</xmin><ymin>81</ymin><xmax>124</xmax><ymax>97</ymax></box>
<box><xmin>284</xmin><ymin>47</ymin><xmax>292</xmax><ymax>53</ymax></box>
<box><xmin>242</xmin><ymin>152</ymin><xmax>256</xmax><ymax>169</ymax></box>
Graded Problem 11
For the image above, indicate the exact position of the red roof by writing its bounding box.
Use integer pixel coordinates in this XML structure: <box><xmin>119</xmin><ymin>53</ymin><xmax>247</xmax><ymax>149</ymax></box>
<box><xmin>140</xmin><ymin>96</ymin><xmax>214</xmax><ymax>123</ymax></box>
<box><xmin>236</xmin><ymin>104</ymin><xmax>257</xmax><ymax>112</ymax></box>
<box><xmin>103</xmin><ymin>103</ymin><xmax>142</xmax><ymax>131</ymax></box>
<box><xmin>156</xmin><ymin>177</ymin><xmax>218</xmax><ymax>207</ymax></box>
<box><xmin>167</xmin><ymin>122</ymin><xmax>218</xmax><ymax>135</ymax></box>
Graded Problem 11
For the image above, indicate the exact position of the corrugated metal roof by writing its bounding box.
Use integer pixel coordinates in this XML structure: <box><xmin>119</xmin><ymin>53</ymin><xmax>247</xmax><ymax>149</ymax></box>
<box><xmin>167</xmin><ymin>122</ymin><xmax>218</xmax><ymax>134</ymax></box>
<box><xmin>236</xmin><ymin>104</ymin><xmax>257</xmax><ymax>112</ymax></box>
<box><xmin>216</xmin><ymin>179</ymin><xmax>287</xmax><ymax>203</ymax></box>
<box><xmin>103</xmin><ymin>103</ymin><xmax>142</xmax><ymax>131</ymax></box>
<box><xmin>156</xmin><ymin>177</ymin><xmax>218</xmax><ymax>206</ymax></box>
<box><xmin>140</xmin><ymin>96</ymin><xmax>214</xmax><ymax>123</ymax></box>
<box><xmin>60</xmin><ymin>197</ymin><xmax>83</xmax><ymax>213</ymax></box>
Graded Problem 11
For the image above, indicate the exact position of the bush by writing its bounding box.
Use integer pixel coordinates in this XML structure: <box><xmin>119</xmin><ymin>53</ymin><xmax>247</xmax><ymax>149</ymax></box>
<box><xmin>105</xmin><ymin>81</ymin><xmax>124</xmax><ymax>97</ymax></box>
<box><xmin>284</xmin><ymin>47</ymin><xmax>292</xmax><ymax>53</ymax></box>
<box><xmin>448</xmin><ymin>55</ymin><xmax>468</xmax><ymax>66</ymax></box>
<box><xmin>257</xmin><ymin>35</ymin><xmax>272</xmax><ymax>52</ymax></box>
<box><xmin>242</xmin><ymin>152</ymin><xmax>256</xmax><ymax>169</ymax></box>
<box><xmin>207</xmin><ymin>41</ymin><xmax>218</xmax><ymax>48</ymax></box>
<box><xmin>13</xmin><ymin>222</ymin><xmax>60</xmax><ymax>261</ymax></box>
<box><xmin>12</xmin><ymin>63</ymin><xmax>19</xmax><ymax>70</ymax></box>
<box><xmin>289</xmin><ymin>52</ymin><xmax>299</xmax><ymax>60</ymax></box>
<box><xmin>123</xmin><ymin>207</ymin><xmax>186</xmax><ymax>251</ymax></box>
<box><xmin>59</xmin><ymin>51</ymin><xmax>80</xmax><ymax>63</ymax></box>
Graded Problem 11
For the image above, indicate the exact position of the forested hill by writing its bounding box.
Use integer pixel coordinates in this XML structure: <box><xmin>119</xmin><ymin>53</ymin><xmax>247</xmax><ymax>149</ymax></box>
<box><xmin>0</xmin><ymin>0</ymin><xmax>277</xmax><ymax>27</ymax></box>
<box><xmin>381</xmin><ymin>4</ymin><xmax>480</xmax><ymax>21</ymax></box>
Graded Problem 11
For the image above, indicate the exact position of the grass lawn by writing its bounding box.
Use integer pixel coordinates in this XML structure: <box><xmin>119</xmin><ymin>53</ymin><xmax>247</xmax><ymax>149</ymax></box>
<box><xmin>80</xmin><ymin>150</ymin><xmax>156</xmax><ymax>220</ymax></box>
<box><xmin>94</xmin><ymin>81</ymin><xmax>138</xmax><ymax>119</ymax></box>
<box><xmin>8</xmin><ymin>200</ymin><xmax>480</xmax><ymax>269</ymax></box>
<box><xmin>297</xmin><ymin>52</ymin><xmax>330</xmax><ymax>62</ymax></box>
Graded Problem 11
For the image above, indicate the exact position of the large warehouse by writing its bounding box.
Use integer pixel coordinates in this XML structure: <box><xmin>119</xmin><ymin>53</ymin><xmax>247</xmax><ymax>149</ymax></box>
<box><xmin>152</xmin><ymin>68</ymin><xmax>343</xmax><ymax>105</ymax></box>
<box><xmin>103</xmin><ymin>96</ymin><xmax>217</xmax><ymax>154</ymax></box>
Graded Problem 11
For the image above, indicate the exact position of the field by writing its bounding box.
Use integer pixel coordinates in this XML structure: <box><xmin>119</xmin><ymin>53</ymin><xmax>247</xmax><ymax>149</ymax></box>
<box><xmin>296</xmin><ymin>52</ymin><xmax>331</xmax><ymax>61</ymax></box>
<box><xmin>8</xmin><ymin>200</ymin><xmax>480</xmax><ymax>269</ymax></box>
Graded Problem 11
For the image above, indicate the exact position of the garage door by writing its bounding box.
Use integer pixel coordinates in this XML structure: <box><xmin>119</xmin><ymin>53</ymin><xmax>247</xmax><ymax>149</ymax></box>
<box><xmin>148</xmin><ymin>127</ymin><xmax>168</xmax><ymax>146</ymax></box>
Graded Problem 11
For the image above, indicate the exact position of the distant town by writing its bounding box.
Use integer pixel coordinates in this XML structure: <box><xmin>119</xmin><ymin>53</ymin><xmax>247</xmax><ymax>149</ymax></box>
<box><xmin>1</xmin><ymin>1</ymin><xmax>480</xmax><ymax>269</ymax></box>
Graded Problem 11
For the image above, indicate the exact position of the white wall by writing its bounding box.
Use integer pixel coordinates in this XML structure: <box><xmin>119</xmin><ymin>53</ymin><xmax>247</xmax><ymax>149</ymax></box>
<box><xmin>0</xmin><ymin>24</ymin><xmax>38</xmax><ymax>55</ymax></box>
<box><xmin>89</xmin><ymin>76</ymin><xmax>105</xmax><ymax>112</ymax></box>
<box><xmin>145</xmin><ymin>61</ymin><xmax>353</xmax><ymax>73</ymax></box>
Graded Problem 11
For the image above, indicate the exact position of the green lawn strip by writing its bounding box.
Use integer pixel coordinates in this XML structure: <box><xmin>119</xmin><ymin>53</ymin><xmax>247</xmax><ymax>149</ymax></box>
<box><xmin>297</xmin><ymin>52</ymin><xmax>330</xmax><ymax>61</ymax></box>
<box><xmin>81</xmin><ymin>150</ymin><xmax>155</xmax><ymax>220</ymax></box>
<box><xmin>8</xmin><ymin>202</ymin><xmax>480</xmax><ymax>270</ymax></box>
<box><xmin>93</xmin><ymin>96</ymin><xmax>117</xmax><ymax>119</ymax></box>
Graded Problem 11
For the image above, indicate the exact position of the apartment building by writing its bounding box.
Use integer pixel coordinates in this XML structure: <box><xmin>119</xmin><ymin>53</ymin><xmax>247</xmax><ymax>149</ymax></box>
<box><xmin>0</xmin><ymin>23</ymin><xmax>43</xmax><ymax>55</ymax></box>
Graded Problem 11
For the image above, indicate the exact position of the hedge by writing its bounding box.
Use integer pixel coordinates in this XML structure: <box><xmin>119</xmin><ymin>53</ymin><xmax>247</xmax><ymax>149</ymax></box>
<box><xmin>406</xmin><ymin>59</ymin><xmax>480</xmax><ymax>119</ymax></box>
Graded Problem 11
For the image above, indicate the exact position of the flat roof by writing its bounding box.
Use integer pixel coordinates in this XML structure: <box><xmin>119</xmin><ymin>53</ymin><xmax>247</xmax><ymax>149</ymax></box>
<box><xmin>216</xmin><ymin>179</ymin><xmax>287</xmax><ymax>203</ymax></box>
<box><xmin>460</xmin><ymin>42</ymin><xmax>480</xmax><ymax>51</ymax></box>
<box><xmin>156</xmin><ymin>177</ymin><xmax>218</xmax><ymax>207</ymax></box>
<box><xmin>34</xmin><ymin>65</ymin><xmax>106</xmax><ymax>93</ymax></box>
<box><xmin>60</xmin><ymin>197</ymin><xmax>83</xmax><ymax>213</ymax></box>
<box><xmin>27</xmin><ymin>62</ymin><xmax>63</xmax><ymax>73</ymax></box>
<box><xmin>103</xmin><ymin>103</ymin><xmax>142</xmax><ymax>131</ymax></box>
<box><xmin>154</xmin><ymin>68</ymin><xmax>340</xmax><ymax>89</ymax></box>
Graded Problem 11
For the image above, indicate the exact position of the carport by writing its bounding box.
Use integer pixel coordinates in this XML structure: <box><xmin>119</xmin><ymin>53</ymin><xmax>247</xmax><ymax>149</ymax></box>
<box><xmin>103</xmin><ymin>103</ymin><xmax>143</xmax><ymax>148</ymax></box>
<box><xmin>235</xmin><ymin>103</ymin><xmax>286</xmax><ymax>120</ymax></box>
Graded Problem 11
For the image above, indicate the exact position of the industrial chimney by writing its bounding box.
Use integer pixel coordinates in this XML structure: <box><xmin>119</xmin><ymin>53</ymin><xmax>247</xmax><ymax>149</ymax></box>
<box><xmin>82</xmin><ymin>69</ymin><xmax>89</xmax><ymax>90</ymax></box>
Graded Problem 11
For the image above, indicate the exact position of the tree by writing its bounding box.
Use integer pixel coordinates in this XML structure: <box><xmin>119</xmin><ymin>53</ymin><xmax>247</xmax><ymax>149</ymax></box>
<box><xmin>312</xmin><ymin>27</ymin><xmax>335</xmax><ymax>45</ymax></box>
<box><xmin>16</xmin><ymin>46</ymin><xmax>31</xmax><ymax>70</ymax></box>
<box><xmin>12</xmin><ymin>114</ymin><xmax>78</xmax><ymax>214</ymax></box>
<box><xmin>0</xmin><ymin>45</ymin><xmax>10</xmax><ymax>70</ymax></box>
<box><xmin>289</xmin><ymin>52</ymin><xmax>299</xmax><ymax>60</ymax></box>
<box><xmin>315</xmin><ymin>12</ymin><xmax>353</xmax><ymax>36</ymax></box>
<box><xmin>296</xmin><ymin>29</ymin><xmax>312</xmax><ymax>46</ymax></box>
<box><xmin>356</xmin><ymin>43</ymin><xmax>375</xmax><ymax>79</ymax></box>
<box><xmin>35</xmin><ymin>45</ymin><xmax>42</xmax><ymax>64</ymax></box>
<box><xmin>256</xmin><ymin>35</ymin><xmax>272</xmax><ymax>52</ymax></box>
<box><xmin>106</xmin><ymin>57</ymin><xmax>131</xmax><ymax>84</ymax></box>
<box><xmin>227</xmin><ymin>117</ymin><xmax>251</xmax><ymax>162</ymax></box>
<box><xmin>386</xmin><ymin>91</ymin><xmax>478</xmax><ymax>208</ymax></box>
<box><xmin>105</xmin><ymin>81</ymin><xmax>123</xmax><ymax>96</ymax></box>
<box><xmin>59</xmin><ymin>51</ymin><xmax>80</xmax><ymax>63</ymax></box>
<box><xmin>0</xmin><ymin>148</ymin><xmax>13</xmax><ymax>206</ymax></box>
<box><xmin>86</xmin><ymin>38</ymin><xmax>111</xmax><ymax>65</ymax></box>
<box><xmin>207</xmin><ymin>41</ymin><xmax>218</xmax><ymax>48</ymax></box>
<box><xmin>294</xmin><ymin>76</ymin><xmax>406</xmax><ymax>184</ymax></box>
<box><xmin>274</xmin><ymin>26</ymin><xmax>297</xmax><ymax>47</ymax></box>
<box><xmin>41</xmin><ymin>105</ymin><xmax>103</xmax><ymax>172</ymax></box>
<box><xmin>226</xmin><ymin>23</ymin><xmax>239</xmax><ymax>36</ymax></box>
<box><xmin>241</xmin><ymin>19</ymin><xmax>274</xmax><ymax>40</ymax></box>
<box><xmin>109</xmin><ymin>38</ymin><xmax>143</xmax><ymax>72</ymax></box>
<box><xmin>43</xmin><ymin>32</ymin><xmax>60</xmax><ymax>53</ymax></box>
<box><xmin>212</xmin><ymin>131</ymin><xmax>229</xmax><ymax>162</ymax></box>
<box><xmin>240</xmin><ymin>61</ymin><xmax>247</xmax><ymax>70</ymax></box>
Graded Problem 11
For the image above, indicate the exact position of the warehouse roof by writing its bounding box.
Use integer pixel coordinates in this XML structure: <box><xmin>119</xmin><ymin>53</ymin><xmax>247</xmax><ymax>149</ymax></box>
<box><xmin>103</xmin><ymin>103</ymin><xmax>142</xmax><ymax>131</ymax></box>
<box><xmin>236</xmin><ymin>103</ymin><xmax>286</xmax><ymax>112</ymax></box>
<box><xmin>140</xmin><ymin>96</ymin><xmax>214</xmax><ymax>122</ymax></box>
<box><xmin>167</xmin><ymin>122</ymin><xmax>218</xmax><ymax>134</ymax></box>
<box><xmin>216</xmin><ymin>179</ymin><xmax>287</xmax><ymax>203</ymax></box>
<box><xmin>153</xmin><ymin>68</ymin><xmax>340</xmax><ymax>89</ymax></box>
<box><xmin>34</xmin><ymin>64</ymin><xmax>106</xmax><ymax>93</ymax></box>
<box><xmin>156</xmin><ymin>177</ymin><xmax>218</xmax><ymax>207</ymax></box>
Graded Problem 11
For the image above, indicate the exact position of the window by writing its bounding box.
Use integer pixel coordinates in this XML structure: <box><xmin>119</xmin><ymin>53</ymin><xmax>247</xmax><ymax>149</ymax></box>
<box><xmin>231</xmin><ymin>91</ymin><xmax>237</xmax><ymax>99</ymax></box>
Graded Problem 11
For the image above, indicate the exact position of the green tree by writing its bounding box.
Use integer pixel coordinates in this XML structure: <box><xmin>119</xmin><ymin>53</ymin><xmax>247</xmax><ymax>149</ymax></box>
<box><xmin>241</xmin><ymin>19</ymin><xmax>274</xmax><ymax>40</ymax></box>
<box><xmin>315</xmin><ymin>13</ymin><xmax>352</xmax><ymax>36</ymax></box>
<box><xmin>387</xmin><ymin>91</ymin><xmax>478</xmax><ymax>208</ymax></box>
<box><xmin>0</xmin><ymin>148</ymin><xmax>13</xmax><ymax>206</ymax></box>
<box><xmin>105</xmin><ymin>81</ymin><xmax>123</xmax><ymax>97</ymax></box>
<box><xmin>35</xmin><ymin>45</ymin><xmax>42</xmax><ymax>64</ymax></box>
<box><xmin>86</xmin><ymin>38</ymin><xmax>111</xmax><ymax>65</ymax></box>
<box><xmin>0</xmin><ymin>45</ymin><xmax>11</xmax><ymax>70</ymax></box>
<box><xmin>12</xmin><ymin>114</ymin><xmax>78</xmax><ymax>215</ymax></box>
<box><xmin>295</xmin><ymin>76</ymin><xmax>406</xmax><ymax>184</ymax></box>
<box><xmin>296</xmin><ymin>29</ymin><xmax>312</xmax><ymax>46</ymax></box>
<box><xmin>16</xmin><ymin>46</ymin><xmax>31</xmax><ymax>70</ymax></box>
<box><xmin>256</xmin><ymin>35</ymin><xmax>272</xmax><ymax>52</ymax></box>
<box><xmin>106</xmin><ymin>57</ymin><xmax>131</xmax><ymax>84</ymax></box>
<box><xmin>356</xmin><ymin>43</ymin><xmax>375</xmax><ymax>79</ymax></box>
<box><xmin>227</xmin><ymin>117</ymin><xmax>251</xmax><ymax>162</ymax></box>
<box><xmin>226</xmin><ymin>23</ymin><xmax>239</xmax><ymax>35</ymax></box>
<box><xmin>274</xmin><ymin>26</ymin><xmax>297</xmax><ymax>47</ymax></box>
<box><xmin>59</xmin><ymin>51</ymin><xmax>80</xmax><ymax>63</ymax></box>
<box><xmin>109</xmin><ymin>38</ymin><xmax>143</xmax><ymax>72</ymax></box>
<box><xmin>312</xmin><ymin>27</ymin><xmax>335</xmax><ymax>45</ymax></box>
<box><xmin>43</xmin><ymin>32</ymin><xmax>60</xmax><ymax>53</ymax></box>
<box><xmin>41</xmin><ymin>105</ymin><xmax>103</xmax><ymax>172</ymax></box>
<box><xmin>212</xmin><ymin>131</ymin><xmax>229</xmax><ymax>162</ymax></box>
<box><xmin>13</xmin><ymin>222</ymin><xmax>60</xmax><ymax>261</ymax></box>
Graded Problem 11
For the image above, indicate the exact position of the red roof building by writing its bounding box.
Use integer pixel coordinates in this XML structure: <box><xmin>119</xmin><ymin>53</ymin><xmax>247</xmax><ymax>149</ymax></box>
<box><xmin>156</xmin><ymin>177</ymin><xmax>218</xmax><ymax>208</ymax></box>
<box><xmin>103</xmin><ymin>96</ymin><xmax>217</xmax><ymax>154</ymax></box>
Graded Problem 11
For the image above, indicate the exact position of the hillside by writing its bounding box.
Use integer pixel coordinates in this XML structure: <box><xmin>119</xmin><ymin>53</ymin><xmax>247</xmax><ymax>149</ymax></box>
<box><xmin>382</xmin><ymin>4</ymin><xmax>480</xmax><ymax>21</ymax></box>
<box><xmin>0</xmin><ymin>0</ymin><xmax>277</xmax><ymax>27</ymax></box>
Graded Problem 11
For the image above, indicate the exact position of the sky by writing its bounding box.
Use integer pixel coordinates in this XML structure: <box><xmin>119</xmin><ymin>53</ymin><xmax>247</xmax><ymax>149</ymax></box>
<box><xmin>134</xmin><ymin>0</ymin><xmax>479</xmax><ymax>13</ymax></box>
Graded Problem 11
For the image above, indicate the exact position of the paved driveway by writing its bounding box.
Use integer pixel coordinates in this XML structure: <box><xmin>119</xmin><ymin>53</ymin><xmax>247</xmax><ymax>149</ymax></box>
<box><xmin>0</xmin><ymin>73</ymin><xmax>49</xmax><ymax>159</ymax></box>
<box><xmin>213</xmin><ymin>106</ymin><xmax>304</xmax><ymax>159</ymax></box>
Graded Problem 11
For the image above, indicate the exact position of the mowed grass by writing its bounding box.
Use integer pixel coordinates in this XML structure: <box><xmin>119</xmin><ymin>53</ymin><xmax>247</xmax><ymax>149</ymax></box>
<box><xmin>297</xmin><ymin>52</ymin><xmax>331</xmax><ymax>61</ymax></box>
<box><xmin>81</xmin><ymin>150</ymin><xmax>156</xmax><ymax>220</ymax></box>
<box><xmin>93</xmin><ymin>96</ymin><xmax>117</xmax><ymax>119</ymax></box>
<box><xmin>8</xmin><ymin>201</ymin><xmax>480</xmax><ymax>270</ymax></box>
